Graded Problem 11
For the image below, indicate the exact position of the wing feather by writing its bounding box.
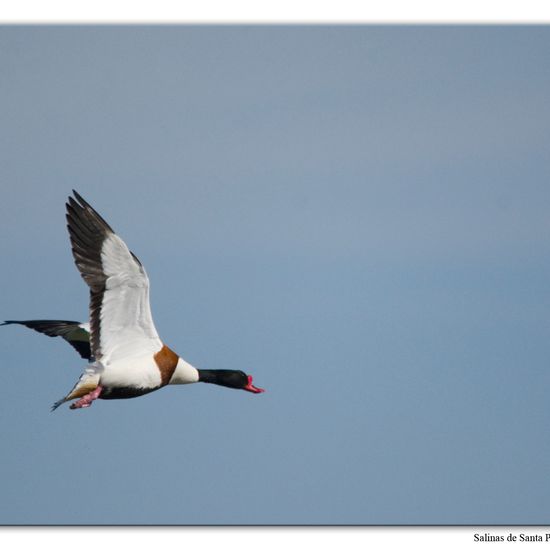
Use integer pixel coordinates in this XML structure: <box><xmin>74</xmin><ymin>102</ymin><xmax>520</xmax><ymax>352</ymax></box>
<box><xmin>1</xmin><ymin>320</ymin><xmax>92</xmax><ymax>360</ymax></box>
<box><xmin>66</xmin><ymin>191</ymin><xmax>162</xmax><ymax>365</ymax></box>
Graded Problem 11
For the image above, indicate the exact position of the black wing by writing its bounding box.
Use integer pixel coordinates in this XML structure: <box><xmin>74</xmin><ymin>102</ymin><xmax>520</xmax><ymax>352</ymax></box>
<box><xmin>65</xmin><ymin>190</ymin><xmax>116</xmax><ymax>361</ymax></box>
<box><xmin>2</xmin><ymin>320</ymin><xmax>92</xmax><ymax>360</ymax></box>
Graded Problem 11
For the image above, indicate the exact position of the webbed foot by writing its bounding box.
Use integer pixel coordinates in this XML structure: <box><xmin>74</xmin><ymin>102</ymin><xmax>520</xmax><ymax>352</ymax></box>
<box><xmin>70</xmin><ymin>385</ymin><xmax>103</xmax><ymax>409</ymax></box>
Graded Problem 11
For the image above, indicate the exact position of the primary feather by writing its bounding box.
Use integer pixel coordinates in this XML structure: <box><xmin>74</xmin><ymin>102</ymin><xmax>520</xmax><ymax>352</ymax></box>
<box><xmin>0</xmin><ymin>320</ymin><xmax>92</xmax><ymax>360</ymax></box>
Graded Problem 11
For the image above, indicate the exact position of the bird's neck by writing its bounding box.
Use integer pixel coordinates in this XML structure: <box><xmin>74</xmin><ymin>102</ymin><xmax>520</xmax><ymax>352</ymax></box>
<box><xmin>168</xmin><ymin>358</ymin><xmax>199</xmax><ymax>385</ymax></box>
<box><xmin>198</xmin><ymin>369</ymin><xmax>234</xmax><ymax>386</ymax></box>
<box><xmin>197</xmin><ymin>369</ymin><xmax>242</xmax><ymax>388</ymax></box>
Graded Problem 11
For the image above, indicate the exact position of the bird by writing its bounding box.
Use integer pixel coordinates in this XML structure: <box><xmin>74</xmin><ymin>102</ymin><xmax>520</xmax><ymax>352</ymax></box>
<box><xmin>3</xmin><ymin>191</ymin><xmax>264</xmax><ymax>410</ymax></box>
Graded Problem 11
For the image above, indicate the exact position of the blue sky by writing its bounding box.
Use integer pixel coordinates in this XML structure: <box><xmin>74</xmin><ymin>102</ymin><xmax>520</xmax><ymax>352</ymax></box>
<box><xmin>1</xmin><ymin>25</ymin><xmax>549</xmax><ymax>524</ymax></box>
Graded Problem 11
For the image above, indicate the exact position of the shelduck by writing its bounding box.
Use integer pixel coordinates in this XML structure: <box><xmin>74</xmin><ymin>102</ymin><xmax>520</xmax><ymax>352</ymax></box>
<box><xmin>3</xmin><ymin>191</ymin><xmax>264</xmax><ymax>410</ymax></box>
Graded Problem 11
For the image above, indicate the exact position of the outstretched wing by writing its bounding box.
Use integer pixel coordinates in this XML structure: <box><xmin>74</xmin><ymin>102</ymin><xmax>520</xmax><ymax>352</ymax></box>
<box><xmin>1</xmin><ymin>320</ymin><xmax>92</xmax><ymax>360</ymax></box>
<box><xmin>66</xmin><ymin>191</ymin><xmax>163</xmax><ymax>365</ymax></box>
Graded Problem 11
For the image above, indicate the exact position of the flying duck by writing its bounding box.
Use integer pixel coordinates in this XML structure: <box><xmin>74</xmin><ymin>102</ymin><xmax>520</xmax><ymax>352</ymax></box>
<box><xmin>3</xmin><ymin>191</ymin><xmax>264</xmax><ymax>410</ymax></box>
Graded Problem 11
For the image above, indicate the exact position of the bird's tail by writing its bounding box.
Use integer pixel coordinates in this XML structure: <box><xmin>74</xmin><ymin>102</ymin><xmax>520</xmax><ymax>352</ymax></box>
<box><xmin>50</xmin><ymin>367</ymin><xmax>101</xmax><ymax>412</ymax></box>
<box><xmin>51</xmin><ymin>396</ymin><xmax>68</xmax><ymax>412</ymax></box>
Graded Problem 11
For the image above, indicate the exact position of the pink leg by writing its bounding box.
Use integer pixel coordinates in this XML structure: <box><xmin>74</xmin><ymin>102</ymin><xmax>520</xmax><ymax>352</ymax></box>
<box><xmin>70</xmin><ymin>385</ymin><xmax>103</xmax><ymax>409</ymax></box>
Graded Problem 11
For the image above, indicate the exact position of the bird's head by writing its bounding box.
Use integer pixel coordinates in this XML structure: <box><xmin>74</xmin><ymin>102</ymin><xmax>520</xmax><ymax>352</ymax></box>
<box><xmin>198</xmin><ymin>369</ymin><xmax>265</xmax><ymax>393</ymax></box>
<box><xmin>223</xmin><ymin>370</ymin><xmax>265</xmax><ymax>393</ymax></box>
